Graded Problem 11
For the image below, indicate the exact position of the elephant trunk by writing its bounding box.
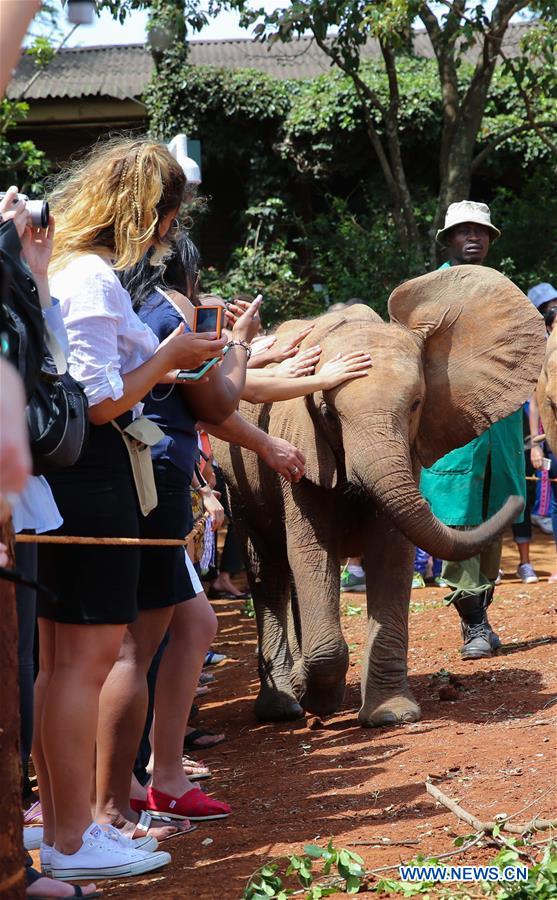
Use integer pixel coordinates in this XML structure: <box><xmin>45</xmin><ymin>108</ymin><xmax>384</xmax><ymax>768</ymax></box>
<box><xmin>347</xmin><ymin>420</ymin><xmax>523</xmax><ymax>562</ymax></box>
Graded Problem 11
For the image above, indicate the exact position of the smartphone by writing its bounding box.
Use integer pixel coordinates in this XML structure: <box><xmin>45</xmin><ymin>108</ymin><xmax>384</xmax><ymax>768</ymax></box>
<box><xmin>175</xmin><ymin>357</ymin><xmax>220</xmax><ymax>382</ymax></box>
<box><xmin>175</xmin><ymin>343</ymin><xmax>231</xmax><ymax>382</ymax></box>
<box><xmin>193</xmin><ymin>305</ymin><xmax>224</xmax><ymax>338</ymax></box>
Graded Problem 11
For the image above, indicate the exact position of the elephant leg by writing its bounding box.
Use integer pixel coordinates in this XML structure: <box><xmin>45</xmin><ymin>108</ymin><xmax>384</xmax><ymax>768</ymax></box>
<box><xmin>243</xmin><ymin>533</ymin><xmax>304</xmax><ymax>722</ymax></box>
<box><xmin>285</xmin><ymin>486</ymin><xmax>348</xmax><ymax>716</ymax></box>
<box><xmin>359</xmin><ymin>517</ymin><xmax>421</xmax><ymax>727</ymax></box>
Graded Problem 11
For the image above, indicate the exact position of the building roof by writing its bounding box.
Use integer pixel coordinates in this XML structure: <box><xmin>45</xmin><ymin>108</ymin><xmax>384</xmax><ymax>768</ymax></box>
<box><xmin>7</xmin><ymin>23</ymin><xmax>531</xmax><ymax>101</ymax></box>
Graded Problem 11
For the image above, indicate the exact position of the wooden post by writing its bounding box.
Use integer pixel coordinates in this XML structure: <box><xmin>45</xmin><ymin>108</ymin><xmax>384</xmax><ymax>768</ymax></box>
<box><xmin>0</xmin><ymin>517</ymin><xmax>25</xmax><ymax>899</ymax></box>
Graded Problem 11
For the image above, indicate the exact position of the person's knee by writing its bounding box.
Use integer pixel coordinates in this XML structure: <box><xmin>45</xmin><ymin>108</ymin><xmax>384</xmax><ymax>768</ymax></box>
<box><xmin>202</xmin><ymin>602</ymin><xmax>218</xmax><ymax>644</ymax></box>
<box><xmin>184</xmin><ymin>598</ymin><xmax>218</xmax><ymax>647</ymax></box>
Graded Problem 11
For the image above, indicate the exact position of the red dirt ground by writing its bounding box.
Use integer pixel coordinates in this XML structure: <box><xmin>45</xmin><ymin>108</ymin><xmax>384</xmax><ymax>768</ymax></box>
<box><xmin>59</xmin><ymin>532</ymin><xmax>557</xmax><ymax>898</ymax></box>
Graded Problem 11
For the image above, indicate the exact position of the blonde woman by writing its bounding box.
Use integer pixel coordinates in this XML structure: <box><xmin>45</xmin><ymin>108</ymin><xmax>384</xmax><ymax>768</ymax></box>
<box><xmin>35</xmin><ymin>138</ymin><xmax>226</xmax><ymax>882</ymax></box>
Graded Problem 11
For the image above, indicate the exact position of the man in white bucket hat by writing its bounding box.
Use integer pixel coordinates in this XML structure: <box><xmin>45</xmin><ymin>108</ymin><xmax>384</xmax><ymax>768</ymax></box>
<box><xmin>421</xmin><ymin>200</ymin><xmax>528</xmax><ymax>660</ymax></box>
<box><xmin>436</xmin><ymin>200</ymin><xmax>500</xmax><ymax>266</ymax></box>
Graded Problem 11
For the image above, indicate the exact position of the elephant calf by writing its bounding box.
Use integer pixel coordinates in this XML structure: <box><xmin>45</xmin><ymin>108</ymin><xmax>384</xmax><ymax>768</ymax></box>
<box><xmin>215</xmin><ymin>266</ymin><xmax>546</xmax><ymax>727</ymax></box>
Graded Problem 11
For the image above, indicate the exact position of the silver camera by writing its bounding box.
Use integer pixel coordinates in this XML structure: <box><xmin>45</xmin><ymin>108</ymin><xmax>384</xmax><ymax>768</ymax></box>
<box><xmin>0</xmin><ymin>192</ymin><xmax>50</xmax><ymax>229</ymax></box>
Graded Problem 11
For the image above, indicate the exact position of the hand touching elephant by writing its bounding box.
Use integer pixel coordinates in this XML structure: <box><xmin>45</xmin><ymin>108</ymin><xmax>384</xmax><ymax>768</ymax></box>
<box><xmin>214</xmin><ymin>266</ymin><xmax>546</xmax><ymax>728</ymax></box>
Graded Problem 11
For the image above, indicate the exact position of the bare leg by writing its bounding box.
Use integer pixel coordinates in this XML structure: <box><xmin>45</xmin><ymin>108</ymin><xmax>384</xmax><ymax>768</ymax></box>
<box><xmin>516</xmin><ymin>541</ymin><xmax>531</xmax><ymax>565</ymax></box>
<box><xmin>95</xmin><ymin>607</ymin><xmax>173</xmax><ymax>827</ymax></box>
<box><xmin>359</xmin><ymin>517</ymin><xmax>420</xmax><ymax>726</ymax></box>
<box><xmin>151</xmin><ymin>593</ymin><xmax>217</xmax><ymax>796</ymax></box>
<box><xmin>32</xmin><ymin>619</ymin><xmax>55</xmax><ymax>847</ymax></box>
<box><xmin>41</xmin><ymin>621</ymin><xmax>125</xmax><ymax>854</ymax></box>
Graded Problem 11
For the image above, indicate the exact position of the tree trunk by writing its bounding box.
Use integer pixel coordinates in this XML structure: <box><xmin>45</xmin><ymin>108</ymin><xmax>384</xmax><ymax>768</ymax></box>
<box><xmin>431</xmin><ymin>120</ymin><xmax>484</xmax><ymax>266</ymax></box>
<box><xmin>0</xmin><ymin>518</ymin><xmax>25</xmax><ymax>899</ymax></box>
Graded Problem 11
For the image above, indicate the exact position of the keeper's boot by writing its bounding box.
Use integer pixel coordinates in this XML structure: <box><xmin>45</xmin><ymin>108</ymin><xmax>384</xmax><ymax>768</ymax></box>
<box><xmin>452</xmin><ymin>588</ymin><xmax>501</xmax><ymax>660</ymax></box>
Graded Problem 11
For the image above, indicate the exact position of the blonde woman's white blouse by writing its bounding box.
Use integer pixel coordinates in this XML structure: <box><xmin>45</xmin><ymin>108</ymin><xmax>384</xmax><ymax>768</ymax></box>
<box><xmin>49</xmin><ymin>253</ymin><xmax>159</xmax><ymax>417</ymax></box>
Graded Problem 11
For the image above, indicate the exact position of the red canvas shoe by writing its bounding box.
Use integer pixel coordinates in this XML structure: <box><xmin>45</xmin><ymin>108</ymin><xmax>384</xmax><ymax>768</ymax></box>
<box><xmin>146</xmin><ymin>786</ymin><xmax>231</xmax><ymax>821</ymax></box>
<box><xmin>130</xmin><ymin>798</ymin><xmax>147</xmax><ymax>814</ymax></box>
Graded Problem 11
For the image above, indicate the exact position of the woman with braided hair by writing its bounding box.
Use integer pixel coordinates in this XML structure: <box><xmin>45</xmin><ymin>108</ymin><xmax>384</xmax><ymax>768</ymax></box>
<box><xmin>36</xmin><ymin>137</ymin><xmax>227</xmax><ymax>882</ymax></box>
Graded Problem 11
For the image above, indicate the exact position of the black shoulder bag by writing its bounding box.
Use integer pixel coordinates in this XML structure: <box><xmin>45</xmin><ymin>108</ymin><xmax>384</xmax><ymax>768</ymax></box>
<box><xmin>27</xmin><ymin>321</ymin><xmax>90</xmax><ymax>474</ymax></box>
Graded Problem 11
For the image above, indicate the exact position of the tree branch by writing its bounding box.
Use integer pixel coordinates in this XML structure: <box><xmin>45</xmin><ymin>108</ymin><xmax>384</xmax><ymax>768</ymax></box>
<box><xmin>472</xmin><ymin>120</ymin><xmax>557</xmax><ymax>170</ymax></box>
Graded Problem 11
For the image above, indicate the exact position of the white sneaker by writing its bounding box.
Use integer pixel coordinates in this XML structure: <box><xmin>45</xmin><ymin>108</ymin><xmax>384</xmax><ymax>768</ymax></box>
<box><xmin>40</xmin><ymin>842</ymin><xmax>52</xmax><ymax>875</ymax></box>
<box><xmin>50</xmin><ymin>823</ymin><xmax>171</xmax><ymax>880</ymax></box>
<box><xmin>517</xmin><ymin>563</ymin><xmax>539</xmax><ymax>584</ymax></box>
<box><xmin>101</xmin><ymin>823</ymin><xmax>158</xmax><ymax>854</ymax></box>
<box><xmin>531</xmin><ymin>514</ymin><xmax>554</xmax><ymax>535</ymax></box>
<box><xmin>23</xmin><ymin>826</ymin><xmax>43</xmax><ymax>850</ymax></box>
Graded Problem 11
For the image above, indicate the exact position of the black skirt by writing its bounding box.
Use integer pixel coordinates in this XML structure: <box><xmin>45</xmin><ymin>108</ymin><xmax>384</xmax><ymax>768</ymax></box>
<box><xmin>38</xmin><ymin>421</ymin><xmax>141</xmax><ymax>625</ymax></box>
<box><xmin>137</xmin><ymin>459</ymin><xmax>196</xmax><ymax>610</ymax></box>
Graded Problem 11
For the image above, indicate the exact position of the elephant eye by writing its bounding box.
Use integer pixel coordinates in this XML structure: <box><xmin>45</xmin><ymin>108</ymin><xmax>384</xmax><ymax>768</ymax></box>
<box><xmin>410</xmin><ymin>399</ymin><xmax>421</xmax><ymax>412</ymax></box>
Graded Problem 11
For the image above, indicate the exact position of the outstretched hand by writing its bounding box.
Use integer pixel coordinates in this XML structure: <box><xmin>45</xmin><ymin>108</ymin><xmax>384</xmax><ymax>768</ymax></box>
<box><xmin>318</xmin><ymin>351</ymin><xmax>372</xmax><ymax>389</ymax></box>
<box><xmin>248</xmin><ymin>325</ymin><xmax>315</xmax><ymax>369</ymax></box>
<box><xmin>258</xmin><ymin>435</ymin><xmax>305</xmax><ymax>483</ymax></box>
<box><xmin>274</xmin><ymin>344</ymin><xmax>322</xmax><ymax>378</ymax></box>
<box><xmin>230</xmin><ymin>294</ymin><xmax>263</xmax><ymax>344</ymax></box>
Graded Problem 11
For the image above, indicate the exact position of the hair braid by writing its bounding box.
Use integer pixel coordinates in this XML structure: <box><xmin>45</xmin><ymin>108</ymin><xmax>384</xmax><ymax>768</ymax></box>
<box><xmin>131</xmin><ymin>148</ymin><xmax>142</xmax><ymax>231</ymax></box>
<box><xmin>48</xmin><ymin>135</ymin><xmax>187</xmax><ymax>272</ymax></box>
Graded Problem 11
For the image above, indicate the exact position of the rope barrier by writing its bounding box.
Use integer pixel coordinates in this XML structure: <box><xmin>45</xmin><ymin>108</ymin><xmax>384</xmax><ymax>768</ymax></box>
<box><xmin>15</xmin><ymin>512</ymin><xmax>211</xmax><ymax>547</ymax></box>
<box><xmin>525</xmin><ymin>475</ymin><xmax>557</xmax><ymax>483</ymax></box>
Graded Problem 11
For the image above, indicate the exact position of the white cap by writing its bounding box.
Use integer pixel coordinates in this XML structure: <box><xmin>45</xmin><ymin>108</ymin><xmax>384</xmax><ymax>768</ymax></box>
<box><xmin>167</xmin><ymin>135</ymin><xmax>201</xmax><ymax>186</ymax></box>
<box><xmin>527</xmin><ymin>282</ymin><xmax>557</xmax><ymax>310</ymax></box>
<box><xmin>436</xmin><ymin>201</ymin><xmax>501</xmax><ymax>245</ymax></box>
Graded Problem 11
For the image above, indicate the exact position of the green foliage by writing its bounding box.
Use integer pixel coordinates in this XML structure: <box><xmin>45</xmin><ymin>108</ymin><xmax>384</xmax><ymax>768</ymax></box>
<box><xmin>242</xmin><ymin>596</ymin><xmax>255</xmax><ymax>618</ymax></box>
<box><xmin>0</xmin><ymin>100</ymin><xmax>49</xmax><ymax>195</ymax></box>
<box><xmin>484</xmin><ymin>841</ymin><xmax>557</xmax><ymax>899</ymax></box>
<box><xmin>344</xmin><ymin>603</ymin><xmax>363</xmax><ymax>616</ymax></box>
<box><xmin>308</xmin><ymin>194</ymin><xmax>430</xmax><ymax>316</ymax></box>
<box><xmin>201</xmin><ymin>197</ymin><xmax>325</xmax><ymax>327</ymax></box>
<box><xmin>243</xmin><ymin>840</ymin><xmax>366</xmax><ymax>898</ymax></box>
<box><xmin>25</xmin><ymin>35</ymin><xmax>56</xmax><ymax>69</ymax></box>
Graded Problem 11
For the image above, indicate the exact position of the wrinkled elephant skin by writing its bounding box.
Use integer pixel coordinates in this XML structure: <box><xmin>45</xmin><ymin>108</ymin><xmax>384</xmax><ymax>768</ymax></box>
<box><xmin>215</xmin><ymin>267</ymin><xmax>546</xmax><ymax>727</ymax></box>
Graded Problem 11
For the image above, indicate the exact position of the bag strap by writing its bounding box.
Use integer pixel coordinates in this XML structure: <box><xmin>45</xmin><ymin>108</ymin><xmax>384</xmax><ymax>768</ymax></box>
<box><xmin>43</xmin><ymin>318</ymin><xmax>67</xmax><ymax>376</ymax></box>
<box><xmin>0</xmin><ymin>564</ymin><xmax>58</xmax><ymax>601</ymax></box>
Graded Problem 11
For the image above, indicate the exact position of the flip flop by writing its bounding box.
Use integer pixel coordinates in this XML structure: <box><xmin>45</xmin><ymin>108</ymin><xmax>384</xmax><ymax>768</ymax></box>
<box><xmin>207</xmin><ymin>589</ymin><xmax>250</xmax><ymax>600</ymax></box>
<box><xmin>182</xmin><ymin>756</ymin><xmax>212</xmax><ymax>780</ymax></box>
<box><xmin>183</xmin><ymin>729</ymin><xmax>226</xmax><ymax>751</ymax></box>
<box><xmin>24</xmin><ymin>800</ymin><xmax>43</xmax><ymax>826</ymax></box>
<box><xmin>28</xmin><ymin>882</ymin><xmax>102</xmax><ymax>899</ymax></box>
<box><xmin>204</xmin><ymin>651</ymin><xmax>227</xmax><ymax>667</ymax></box>
<box><xmin>126</xmin><ymin>803</ymin><xmax>196</xmax><ymax>840</ymax></box>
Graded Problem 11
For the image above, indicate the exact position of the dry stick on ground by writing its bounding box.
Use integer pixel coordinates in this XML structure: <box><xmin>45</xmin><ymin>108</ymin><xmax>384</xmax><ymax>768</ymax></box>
<box><xmin>368</xmin><ymin>831</ymin><xmax>487</xmax><ymax>876</ymax></box>
<box><xmin>425</xmin><ymin>781</ymin><xmax>557</xmax><ymax>835</ymax></box>
<box><xmin>349</xmin><ymin>839</ymin><xmax>420</xmax><ymax>847</ymax></box>
<box><xmin>505</xmin><ymin>787</ymin><xmax>555</xmax><ymax>823</ymax></box>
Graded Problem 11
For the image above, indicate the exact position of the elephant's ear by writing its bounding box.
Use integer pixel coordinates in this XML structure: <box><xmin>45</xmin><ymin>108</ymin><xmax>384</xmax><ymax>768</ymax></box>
<box><xmin>537</xmin><ymin>330</ymin><xmax>557</xmax><ymax>455</ymax></box>
<box><xmin>389</xmin><ymin>265</ymin><xmax>547</xmax><ymax>468</ymax></box>
<box><xmin>269</xmin><ymin>394</ymin><xmax>339</xmax><ymax>489</ymax></box>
